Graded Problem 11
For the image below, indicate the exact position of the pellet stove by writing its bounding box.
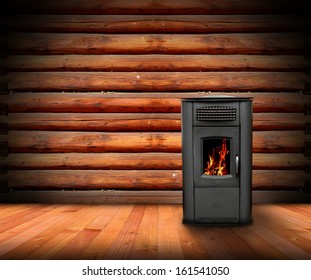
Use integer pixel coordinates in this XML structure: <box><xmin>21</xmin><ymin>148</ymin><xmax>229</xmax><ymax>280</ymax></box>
<box><xmin>182</xmin><ymin>96</ymin><xmax>253</xmax><ymax>225</ymax></box>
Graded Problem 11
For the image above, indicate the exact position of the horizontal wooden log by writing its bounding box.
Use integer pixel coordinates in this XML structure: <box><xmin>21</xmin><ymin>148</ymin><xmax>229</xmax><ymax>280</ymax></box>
<box><xmin>252</xmin><ymin>153</ymin><xmax>309</xmax><ymax>170</ymax></box>
<box><xmin>4</xmin><ymin>153</ymin><xmax>181</xmax><ymax>170</ymax></box>
<box><xmin>6</xmin><ymin>112</ymin><xmax>306</xmax><ymax>131</ymax></box>
<box><xmin>252</xmin><ymin>113</ymin><xmax>305</xmax><ymax>130</ymax></box>
<box><xmin>3</xmin><ymin>94</ymin><xmax>182</xmax><ymax>113</ymax></box>
<box><xmin>8</xmin><ymin>0</ymin><xmax>303</xmax><ymax>15</ymax></box>
<box><xmin>3</xmin><ymin>153</ymin><xmax>309</xmax><ymax>170</ymax></box>
<box><xmin>6</xmin><ymin>170</ymin><xmax>305</xmax><ymax>190</ymax></box>
<box><xmin>252</xmin><ymin>170</ymin><xmax>305</xmax><ymax>190</ymax></box>
<box><xmin>7</xmin><ymin>170</ymin><xmax>182</xmax><ymax>190</ymax></box>
<box><xmin>8</xmin><ymin>131</ymin><xmax>182</xmax><ymax>153</ymax></box>
<box><xmin>7</xmin><ymin>55</ymin><xmax>306</xmax><ymax>72</ymax></box>
<box><xmin>7</xmin><ymin>131</ymin><xmax>305</xmax><ymax>153</ymax></box>
<box><xmin>9</xmin><ymin>33</ymin><xmax>303</xmax><ymax>55</ymax></box>
<box><xmin>2</xmin><ymin>92</ymin><xmax>308</xmax><ymax>113</ymax></box>
<box><xmin>7</xmin><ymin>15</ymin><xmax>304</xmax><ymax>33</ymax></box>
<box><xmin>8</xmin><ymin>72</ymin><xmax>305</xmax><ymax>92</ymax></box>
<box><xmin>7</xmin><ymin>113</ymin><xmax>181</xmax><ymax>131</ymax></box>
<box><xmin>253</xmin><ymin>131</ymin><xmax>305</xmax><ymax>153</ymax></box>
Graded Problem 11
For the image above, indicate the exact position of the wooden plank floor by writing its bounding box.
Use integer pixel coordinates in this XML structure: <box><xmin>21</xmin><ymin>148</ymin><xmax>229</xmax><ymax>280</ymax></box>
<box><xmin>0</xmin><ymin>203</ymin><xmax>310</xmax><ymax>260</ymax></box>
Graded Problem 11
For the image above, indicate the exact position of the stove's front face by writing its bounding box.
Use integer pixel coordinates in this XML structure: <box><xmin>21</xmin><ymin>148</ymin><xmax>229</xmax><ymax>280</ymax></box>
<box><xmin>193</xmin><ymin>127</ymin><xmax>241</xmax><ymax>224</ymax></box>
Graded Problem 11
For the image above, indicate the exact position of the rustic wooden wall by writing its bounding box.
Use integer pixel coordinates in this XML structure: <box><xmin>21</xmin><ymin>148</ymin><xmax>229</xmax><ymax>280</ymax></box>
<box><xmin>1</xmin><ymin>0</ymin><xmax>310</xmax><ymax>194</ymax></box>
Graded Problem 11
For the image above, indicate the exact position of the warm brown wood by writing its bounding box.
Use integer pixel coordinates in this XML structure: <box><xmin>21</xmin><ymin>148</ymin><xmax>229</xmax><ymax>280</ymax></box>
<box><xmin>8</xmin><ymin>131</ymin><xmax>181</xmax><ymax>153</ymax></box>
<box><xmin>3</xmin><ymin>94</ymin><xmax>181</xmax><ymax>113</ymax></box>
<box><xmin>7</xmin><ymin>15</ymin><xmax>304</xmax><ymax>33</ymax></box>
<box><xmin>0</xmin><ymin>205</ymin><xmax>74</xmax><ymax>249</ymax></box>
<box><xmin>7</xmin><ymin>170</ymin><xmax>183</xmax><ymax>190</ymax></box>
<box><xmin>0</xmin><ymin>204</ymin><xmax>57</xmax><ymax>235</ymax></box>
<box><xmin>2</xmin><ymin>205</ymin><xmax>106</xmax><ymax>259</ymax></box>
<box><xmin>0</xmin><ymin>204</ymin><xmax>102</xmax><ymax>259</ymax></box>
<box><xmin>8</xmin><ymin>72</ymin><xmax>305</xmax><ymax>92</ymax></box>
<box><xmin>6</xmin><ymin>170</ymin><xmax>306</xmax><ymax>190</ymax></box>
<box><xmin>8</xmin><ymin>0</ymin><xmax>302</xmax><ymax>15</ymax></box>
<box><xmin>103</xmin><ymin>205</ymin><xmax>145</xmax><ymax>260</ymax></box>
<box><xmin>48</xmin><ymin>205</ymin><xmax>105</xmax><ymax>260</ymax></box>
<box><xmin>3</xmin><ymin>0</ymin><xmax>308</xmax><ymax>195</ymax></box>
<box><xmin>253</xmin><ymin>131</ymin><xmax>305</xmax><ymax>153</ymax></box>
<box><xmin>9</xmin><ymin>33</ymin><xmax>303</xmax><ymax>55</ymax></box>
<box><xmin>169</xmin><ymin>207</ymin><xmax>210</xmax><ymax>259</ymax></box>
<box><xmin>0</xmin><ymin>203</ymin><xmax>311</xmax><ymax>259</ymax></box>
<box><xmin>7</xmin><ymin>130</ymin><xmax>305</xmax><ymax>153</ymax></box>
<box><xmin>130</xmin><ymin>204</ymin><xmax>159</xmax><ymax>259</ymax></box>
<box><xmin>83</xmin><ymin>205</ymin><xmax>135</xmax><ymax>260</ymax></box>
<box><xmin>8</xmin><ymin>55</ymin><xmax>305</xmax><ymax>72</ymax></box>
<box><xmin>254</xmin><ymin>206</ymin><xmax>311</xmax><ymax>255</ymax></box>
<box><xmin>252</xmin><ymin>153</ymin><xmax>309</xmax><ymax>170</ymax></box>
<box><xmin>6</xmin><ymin>113</ymin><xmax>181</xmax><ymax>131</ymax></box>
<box><xmin>4</xmin><ymin>153</ymin><xmax>308</xmax><ymax>170</ymax></box>
<box><xmin>157</xmin><ymin>205</ymin><xmax>185</xmax><ymax>259</ymax></box>
<box><xmin>3</xmin><ymin>92</ymin><xmax>308</xmax><ymax>113</ymax></box>
<box><xmin>252</xmin><ymin>113</ymin><xmax>306</xmax><ymax>130</ymax></box>
<box><xmin>4</xmin><ymin>153</ymin><xmax>182</xmax><ymax>170</ymax></box>
<box><xmin>253</xmin><ymin>170</ymin><xmax>305</xmax><ymax>190</ymax></box>
<box><xmin>0</xmin><ymin>205</ymin><xmax>34</xmax><ymax>219</ymax></box>
<box><xmin>28</xmin><ymin>205</ymin><xmax>122</xmax><ymax>260</ymax></box>
<box><xmin>231</xmin><ymin>222</ymin><xmax>290</xmax><ymax>259</ymax></box>
<box><xmin>6</xmin><ymin>112</ymin><xmax>306</xmax><ymax>131</ymax></box>
<box><xmin>205</xmin><ymin>226</ymin><xmax>262</xmax><ymax>259</ymax></box>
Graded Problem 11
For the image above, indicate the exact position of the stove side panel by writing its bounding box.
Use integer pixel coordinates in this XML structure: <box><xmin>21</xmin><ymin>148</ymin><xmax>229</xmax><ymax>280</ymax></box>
<box><xmin>181</xmin><ymin>101</ymin><xmax>195</xmax><ymax>223</ymax></box>
<box><xmin>239</xmin><ymin>100</ymin><xmax>253</xmax><ymax>224</ymax></box>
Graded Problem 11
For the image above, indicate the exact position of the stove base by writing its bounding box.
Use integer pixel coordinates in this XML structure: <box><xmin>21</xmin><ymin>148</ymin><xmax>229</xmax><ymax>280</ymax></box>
<box><xmin>183</xmin><ymin>186</ymin><xmax>252</xmax><ymax>225</ymax></box>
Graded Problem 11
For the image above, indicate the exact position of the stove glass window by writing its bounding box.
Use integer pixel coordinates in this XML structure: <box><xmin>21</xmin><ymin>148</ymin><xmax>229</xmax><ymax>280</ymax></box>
<box><xmin>203</xmin><ymin>138</ymin><xmax>230</xmax><ymax>176</ymax></box>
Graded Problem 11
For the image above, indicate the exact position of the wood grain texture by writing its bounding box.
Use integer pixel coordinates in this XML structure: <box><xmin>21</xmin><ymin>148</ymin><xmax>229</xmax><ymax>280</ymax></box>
<box><xmin>0</xmin><ymin>205</ymin><xmax>72</xmax><ymax>254</ymax></box>
<box><xmin>252</xmin><ymin>131</ymin><xmax>305</xmax><ymax>153</ymax></box>
<box><xmin>8</xmin><ymin>72</ymin><xmax>305</xmax><ymax>91</ymax></box>
<box><xmin>7</xmin><ymin>55</ymin><xmax>305</xmax><ymax>72</ymax></box>
<box><xmin>4</xmin><ymin>153</ymin><xmax>308</xmax><ymax>170</ymax></box>
<box><xmin>252</xmin><ymin>153</ymin><xmax>309</xmax><ymax>170</ymax></box>
<box><xmin>4</xmin><ymin>0</ymin><xmax>308</xmax><ymax>194</ymax></box>
<box><xmin>7</xmin><ymin>15</ymin><xmax>304</xmax><ymax>33</ymax></box>
<box><xmin>8</xmin><ymin>0</ymin><xmax>303</xmax><ymax>15</ymax></box>
<box><xmin>8</xmin><ymin>131</ymin><xmax>182</xmax><ymax>153</ymax></box>
<box><xmin>6</xmin><ymin>170</ymin><xmax>183</xmax><ymax>190</ymax></box>
<box><xmin>9</xmin><ymin>33</ymin><xmax>303</xmax><ymax>55</ymax></box>
<box><xmin>0</xmin><ymin>203</ymin><xmax>310</xmax><ymax>260</ymax></box>
<box><xmin>130</xmin><ymin>204</ymin><xmax>159</xmax><ymax>259</ymax></box>
<box><xmin>3</xmin><ymin>153</ymin><xmax>182</xmax><ymax>170</ymax></box>
<box><xmin>4</xmin><ymin>92</ymin><xmax>307</xmax><ymax>113</ymax></box>
<box><xmin>6</xmin><ymin>170</ymin><xmax>306</xmax><ymax>190</ymax></box>
<box><xmin>6</xmin><ymin>112</ymin><xmax>306</xmax><ymax>131</ymax></box>
<box><xmin>0</xmin><ymin>204</ymin><xmax>92</xmax><ymax>259</ymax></box>
<box><xmin>6</xmin><ymin>113</ymin><xmax>182</xmax><ymax>132</ymax></box>
<box><xmin>30</xmin><ymin>205</ymin><xmax>126</xmax><ymax>260</ymax></box>
<box><xmin>252</xmin><ymin>113</ymin><xmax>305</xmax><ymax>130</ymax></box>
<box><xmin>103</xmin><ymin>205</ymin><xmax>145</xmax><ymax>260</ymax></box>
<box><xmin>7</xmin><ymin>130</ymin><xmax>305</xmax><ymax>153</ymax></box>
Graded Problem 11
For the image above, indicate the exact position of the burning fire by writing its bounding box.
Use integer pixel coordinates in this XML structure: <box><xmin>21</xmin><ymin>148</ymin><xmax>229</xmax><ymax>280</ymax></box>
<box><xmin>204</xmin><ymin>139</ymin><xmax>229</xmax><ymax>176</ymax></box>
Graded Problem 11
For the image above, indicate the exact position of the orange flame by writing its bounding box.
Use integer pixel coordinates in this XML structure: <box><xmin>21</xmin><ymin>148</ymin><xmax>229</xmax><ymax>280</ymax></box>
<box><xmin>204</xmin><ymin>139</ymin><xmax>229</xmax><ymax>176</ymax></box>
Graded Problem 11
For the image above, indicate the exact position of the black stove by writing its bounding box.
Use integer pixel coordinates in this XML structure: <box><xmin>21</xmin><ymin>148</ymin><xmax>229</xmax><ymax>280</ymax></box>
<box><xmin>181</xmin><ymin>96</ymin><xmax>253</xmax><ymax>225</ymax></box>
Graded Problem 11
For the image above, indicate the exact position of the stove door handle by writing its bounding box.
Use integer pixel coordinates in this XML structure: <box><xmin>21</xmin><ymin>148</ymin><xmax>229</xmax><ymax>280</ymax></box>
<box><xmin>235</xmin><ymin>155</ymin><xmax>239</xmax><ymax>176</ymax></box>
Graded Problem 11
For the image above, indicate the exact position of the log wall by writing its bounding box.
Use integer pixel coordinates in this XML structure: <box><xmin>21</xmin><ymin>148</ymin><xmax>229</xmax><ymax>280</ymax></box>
<box><xmin>1</xmin><ymin>0</ymin><xmax>310</xmax><ymax>193</ymax></box>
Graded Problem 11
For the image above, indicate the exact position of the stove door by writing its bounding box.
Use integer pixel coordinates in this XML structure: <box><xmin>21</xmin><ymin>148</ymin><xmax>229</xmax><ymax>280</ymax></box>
<box><xmin>193</xmin><ymin>127</ymin><xmax>239</xmax><ymax>188</ymax></box>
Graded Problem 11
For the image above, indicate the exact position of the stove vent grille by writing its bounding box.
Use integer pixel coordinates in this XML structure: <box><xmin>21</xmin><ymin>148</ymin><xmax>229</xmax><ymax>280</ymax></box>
<box><xmin>196</xmin><ymin>216</ymin><xmax>239</xmax><ymax>224</ymax></box>
<box><xmin>196</xmin><ymin>106</ymin><xmax>236</xmax><ymax>121</ymax></box>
